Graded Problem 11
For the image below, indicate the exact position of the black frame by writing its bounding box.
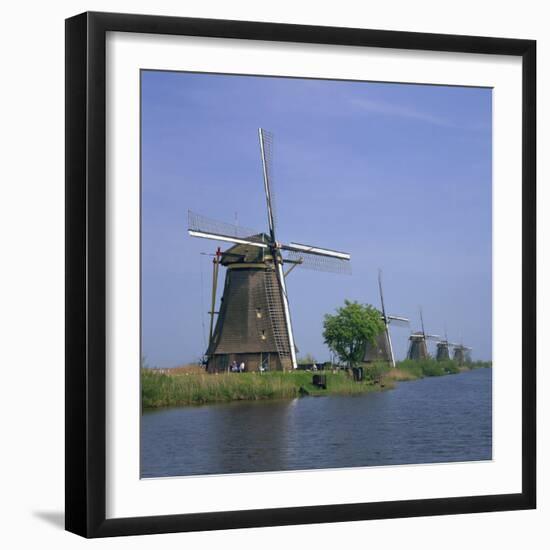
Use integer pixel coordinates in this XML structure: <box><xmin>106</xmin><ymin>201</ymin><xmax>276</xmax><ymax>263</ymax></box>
<box><xmin>65</xmin><ymin>11</ymin><xmax>536</xmax><ymax>538</ymax></box>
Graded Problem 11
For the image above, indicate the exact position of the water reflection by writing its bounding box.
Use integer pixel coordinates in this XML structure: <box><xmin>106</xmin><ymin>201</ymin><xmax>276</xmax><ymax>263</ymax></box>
<box><xmin>141</xmin><ymin>368</ymin><xmax>492</xmax><ymax>478</ymax></box>
<box><xmin>201</xmin><ymin>398</ymin><xmax>299</xmax><ymax>474</ymax></box>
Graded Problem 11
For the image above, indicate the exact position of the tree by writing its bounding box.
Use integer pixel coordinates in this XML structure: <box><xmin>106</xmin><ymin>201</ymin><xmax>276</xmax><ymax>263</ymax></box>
<box><xmin>297</xmin><ymin>353</ymin><xmax>317</xmax><ymax>365</ymax></box>
<box><xmin>323</xmin><ymin>300</ymin><xmax>385</xmax><ymax>367</ymax></box>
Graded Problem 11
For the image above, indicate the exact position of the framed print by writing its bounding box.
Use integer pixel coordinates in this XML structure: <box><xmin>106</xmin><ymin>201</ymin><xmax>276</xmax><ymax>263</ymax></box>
<box><xmin>65</xmin><ymin>11</ymin><xmax>536</xmax><ymax>538</ymax></box>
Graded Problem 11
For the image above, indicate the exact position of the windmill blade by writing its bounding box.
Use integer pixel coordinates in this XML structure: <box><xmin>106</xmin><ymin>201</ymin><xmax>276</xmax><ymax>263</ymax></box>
<box><xmin>189</xmin><ymin>230</ymin><xmax>268</xmax><ymax>249</ymax></box>
<box><xmin>387</xmin><ymin>315</ymin><xmax>410</xmax><ymax>327</ymax></box>
<box><xmin>419</xmin><ymin>307</ymin><xmax>426</xmax><ymax>338</ymax></box>
<box><xmin>425</xmin><ymin>334</ymin><xmax>441</xmax><ymax>341</ymax></box>
<box><xmin>274</xmin><ymin>261</ymin><xmax>298</xmax><ymax>369</ymax></box>
<box><xmin>188</xmin><ymin>210</ymin><xmax>267</xmax><ymax>249</ymax></box>
<box><xmin>376</xmin><ymin>279</ymin><xmax>397</xmax><ymax>364</ymax></box>
<box><xmin>378</xmin><ymin>269</ymin><xmax>387</xmax><ymax>320</ymax></box>
<box><xmin>283</xmin><ymin>248</ymin><xmax>352</xmax><ymax>274</ymax></box>
<box><xmin>258</xmin><ymin>128</ymin><xmax>277</xmax><ymax>241</ymax></box>
<box><xmin>283</xmin><ymin>242</ymin><xmax>351</xmax><ymax>260</ymax></box>
<box><xmin>188</xmin><ymin>210</ymin><xmax>260</xmax><ymax>240</ymax></box>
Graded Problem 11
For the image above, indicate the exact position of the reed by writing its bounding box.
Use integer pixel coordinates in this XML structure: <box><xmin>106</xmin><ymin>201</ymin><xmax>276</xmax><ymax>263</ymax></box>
<box><xmin>141</xmin><ymin>369</ymin><xmax>381</xmax><ymax>408</ymax></box>
<box><xmin>391</xmin><ymin>358</ymin><xmax>491</xmax><ymax>380</ymax></box>
<box><xmin>142</xmin><ymin>360</ymin><xmax>491</xmax><ymax>409</ymax></box>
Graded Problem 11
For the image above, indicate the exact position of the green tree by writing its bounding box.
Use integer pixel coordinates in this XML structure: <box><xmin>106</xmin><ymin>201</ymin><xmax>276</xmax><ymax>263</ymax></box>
<box><xmin>323</xmin><ymin>300</ymin><xmax>385</xmax><ymax>367</ymax></box>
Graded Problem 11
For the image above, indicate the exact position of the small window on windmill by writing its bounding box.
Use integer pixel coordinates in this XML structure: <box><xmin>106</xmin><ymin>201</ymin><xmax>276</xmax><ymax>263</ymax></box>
<box><xmin>256</xmin><ymin>308</ymin><xmax>262</xmax><ymax>319</ymax></box>
<box><xmin>260</xmin><ymin>330</ymin><xmax>266</xmax><ymax>340</ymax></box>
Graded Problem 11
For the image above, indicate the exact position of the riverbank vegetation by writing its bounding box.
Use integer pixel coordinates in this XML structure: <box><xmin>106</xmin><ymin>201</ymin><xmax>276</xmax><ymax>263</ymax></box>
<box><xmin>142</xmin><ymin>359</ymin><xmax>491</xmax><ymax>409</ymax></box>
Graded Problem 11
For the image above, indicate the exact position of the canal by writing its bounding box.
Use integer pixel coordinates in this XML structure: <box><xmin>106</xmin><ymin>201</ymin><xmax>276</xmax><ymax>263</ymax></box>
<box><xmin>141</xmin><ymin>367</ymin><xmax>492</xmax><ymax>478</ymax></box>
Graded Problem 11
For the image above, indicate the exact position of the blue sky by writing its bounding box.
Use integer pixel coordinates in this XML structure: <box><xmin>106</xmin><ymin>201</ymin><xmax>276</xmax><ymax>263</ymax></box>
<box><xmin>141</xmin><ymin>71</ymin><xmax>492</xmax><ymax>367</ymax></box>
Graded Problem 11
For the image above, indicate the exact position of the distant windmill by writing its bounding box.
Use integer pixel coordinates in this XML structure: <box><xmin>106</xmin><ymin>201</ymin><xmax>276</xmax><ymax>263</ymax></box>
<box><xmin>453</xmin><ymin>340</ymin><xmax>473</xmax><ymax>365</ymax></box>
<box><xmin>188</xmin><ymin>129</ymin><xmax>351</xmax><ymax>372</ymax></box>
<box><xmin>363</xmin><ymin>269</ymin><xmax>409</xmax><ymax>368</ymax></box>
<box><xmin>406</xmin><ymin>308</ymin><xmax>440</xmax><ymax>360</ymax></box>
<box><xmin>436</xmin><ymin>341</ymin><xmax>451</xmax><ymax>361</ymax></box>
<box><xmin>436</xmin><ymin>328</ymin><xmax>453</xmax><ymax>361</ymax></box>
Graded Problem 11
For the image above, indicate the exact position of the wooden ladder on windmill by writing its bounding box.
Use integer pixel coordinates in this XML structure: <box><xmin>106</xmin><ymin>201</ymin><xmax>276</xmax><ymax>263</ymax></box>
<box><xmin>264</xmin><ymin>268</ymin><xmax>292</xmax><ymax>370</ymax></box>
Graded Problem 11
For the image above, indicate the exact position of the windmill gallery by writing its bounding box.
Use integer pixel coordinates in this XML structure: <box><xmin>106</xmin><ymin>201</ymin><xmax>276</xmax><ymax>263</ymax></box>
<box><xmin>186</xmin><ymin>129</ymin><xmax>474</xmax><ymax>376</ymax></box>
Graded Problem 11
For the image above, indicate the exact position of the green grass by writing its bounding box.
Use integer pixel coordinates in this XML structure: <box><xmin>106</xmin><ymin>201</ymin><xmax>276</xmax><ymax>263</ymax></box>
<box><xmin>392</xmin><ymin>358</ymin><xmax>491</xmax><ymax>378</ymax></box>
<box><xmin>394</xmin><ymin>359</ymin><xmax>459</xmax><ymax>377</ymax></box>
<box><xmin>141</xmin><ymin>369</ymin><xmax>384</xmax><ymax>408</ymax></box>
<box><xmin>142</xmin><ymin>359</ymin><xmax>492</xmax><ymax>409</ymax></box>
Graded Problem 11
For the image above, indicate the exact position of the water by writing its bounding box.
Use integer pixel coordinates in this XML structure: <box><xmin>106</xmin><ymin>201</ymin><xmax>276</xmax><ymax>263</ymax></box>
<box><xmin>141</xmin><ymin>368</ymin><xmax>492</xmax><ymax>478</ymax></box>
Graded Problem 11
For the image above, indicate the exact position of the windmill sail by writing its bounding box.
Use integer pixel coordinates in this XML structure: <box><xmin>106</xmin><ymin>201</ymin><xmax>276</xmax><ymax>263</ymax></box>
<box><xmin>283</xmin><ymin>242</ymin><xmax>350</xmax><ymax>260</ymax></box>
<box><xmin>387</xmin><ymin>315</ymin><xmax>409</xmax><ymax>327</ymax></box>
<box><xmin>258</xmin><ymin>129</ymin><xmax>297</xmax><ymax>369</ymax></box>
<box><xmin>377</xmin><ymin>268</ymin><xmax>395</xmax><ymax>367</ymax></box>
<box><xmin>259</xmin><ymin>128</ymin><xmax>277</xmax><ymax>239</ymax></box>
<box><xmin>188</xmin><ymin>210</ymin><xmax>267</xmax><ymax>248</ymax></box>
<box><xmin>283</xmin><ymin>247</ymin><xmax>352</xmax><ymax>274</ymax></box>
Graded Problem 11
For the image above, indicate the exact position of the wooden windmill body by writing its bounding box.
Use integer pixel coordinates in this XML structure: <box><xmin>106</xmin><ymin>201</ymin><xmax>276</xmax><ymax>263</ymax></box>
<box><xmin>363</xmin><ymin>270</ymin><xmax>409</xmax><ymax>367</ymax></box>
<box><xmin>435</xmin><ymin>329</ymin><xmax>452</xmax><ymax>361</ymax></box>
<box><xmin>453</xmin><ymin>343</ymin><xmax>472</xmax><ymax>365</ymax></box>
<box><xmin>436</xmin><ymin>341</ymin><xmax>451</xmax><ymax>361</ymax></box>
<box><xmin>189</xmin><ymin>129</ymin><xmax>351</xmax><ymax>372</ymax></box>
<box><xmin>407</xmin><ymin>332</ymin><xmax>430</xmax><ymax>360</ymax></box>
<box><xmin>205</xmin><ymin>237</ymin><xmax>293</xmax><ymax>372</ymax></box>
<box><xmin>435</xmin><ymin>331</ymin><xmax>466</xmax><ymax>362</ymax></box>
<box><xmin>406</xmin><ymin>308</ymin><xmax>439</xmax><ymax>360</ymax></box>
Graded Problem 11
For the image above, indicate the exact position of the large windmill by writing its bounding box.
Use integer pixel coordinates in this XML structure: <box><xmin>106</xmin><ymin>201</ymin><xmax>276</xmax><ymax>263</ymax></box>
<box><xmin>406</xmin><ymin>308</ymin><xmax>440</xmax><ymax>360</ymax></box>
<box><xmin>363</xmin><ymin>269</ymin><xmax>409</xmax><ymax>368</ymax></box>
<box><xmin>188</xmin><ymin>129</ymin><xmax>351</xmax><ymax>372</ymax></box>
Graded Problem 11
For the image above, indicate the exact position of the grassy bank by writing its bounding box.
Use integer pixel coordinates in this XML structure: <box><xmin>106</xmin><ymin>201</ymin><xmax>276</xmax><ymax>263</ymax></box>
<box><xmin>141</xmin><ymin>369</ymin><xmax>385</xmax><ymax>408</ymax></box>
<box><xmin>142</xmin><ymin>359</ymin><xmax>491</xmax><ymax>409</ymax></box>
<box><xmin>389</xmin><ymin>359</ymin><xmax>490</xmax><ymax>381</ymax></box>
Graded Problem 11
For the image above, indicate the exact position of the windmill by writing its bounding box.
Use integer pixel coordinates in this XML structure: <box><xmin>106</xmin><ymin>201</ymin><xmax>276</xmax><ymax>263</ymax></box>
<box><xmin>453</xmin><ymin>340</ymin><xmax>473</xmax><ymax>365</ymax></box>
<box><xmin>188</xmin><ymin>128</ymin><xmax>351</xmax><ymax>372</ymax></box>
<box><xmin>436</xmin><ymin>328</ymin><xmax>453</xmax><ymax>361</ymax></box>
<box><xmin>406</xmin><ymin>308</ymin><xmax>440</xmax><ymax>360</ymax></box>
<box><xmin>436</xmin><ymin>339</ymin><xmax>451</xmax><ymax>361</ymax></box>
<box><xmin>363</xmin><ymin>269</ymin><xmax>409</xmax><ymax>368</ymax></box>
